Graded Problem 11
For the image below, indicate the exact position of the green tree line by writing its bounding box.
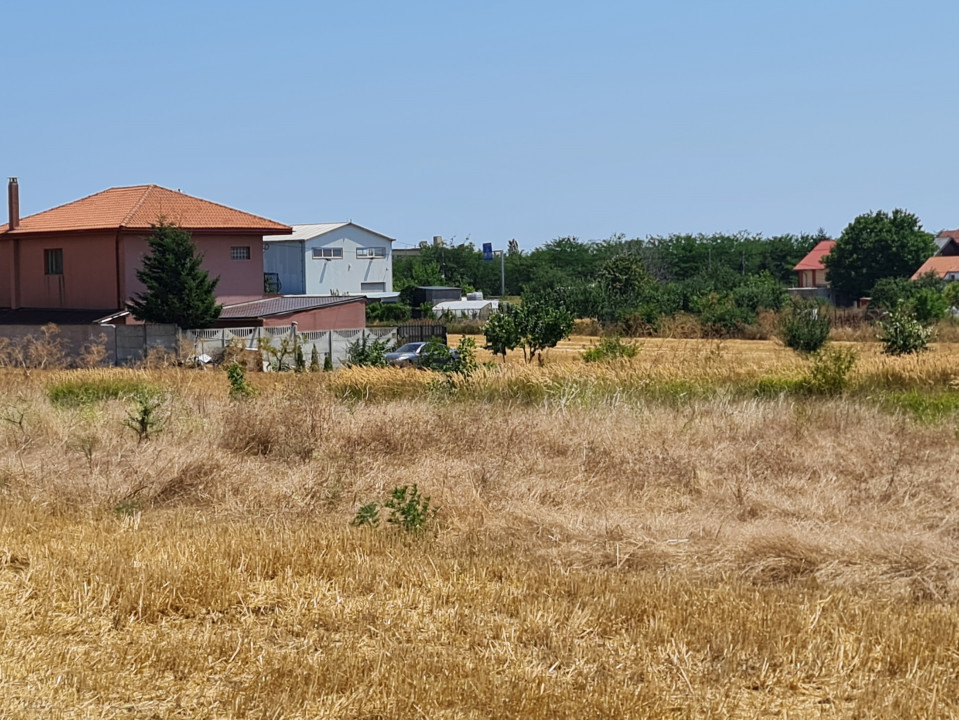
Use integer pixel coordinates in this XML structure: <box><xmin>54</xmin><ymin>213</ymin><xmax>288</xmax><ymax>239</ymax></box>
<box><xmin>394</xmin><ymin>231</ymin><xmax>819</xmax><ymax>299</ymax></box>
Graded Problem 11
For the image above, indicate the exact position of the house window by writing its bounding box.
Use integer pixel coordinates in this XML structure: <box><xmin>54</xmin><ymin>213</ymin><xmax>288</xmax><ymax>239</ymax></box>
<box><xmin>44</xmin><ymin>249</ymin><xmax>63</xmax><ymax>275</ymax></box>
<box><xmin>231</xmin><ymin>246</ymin><xmax>251</xmax><ymax>261</ymax></box>
<box><xmin>361</xmin><ymin>282</ymin><xmax>386</xmax><ymax>292</ymax></box>
<box><xmin>312</xmin><ymin>247</ymin><xmax>343</xmax><ymax>259</ymax></box>
<box><xmin>356</xmin><ymin>247</ymin><xmax>386</xmax><ymax>259</ymax></box>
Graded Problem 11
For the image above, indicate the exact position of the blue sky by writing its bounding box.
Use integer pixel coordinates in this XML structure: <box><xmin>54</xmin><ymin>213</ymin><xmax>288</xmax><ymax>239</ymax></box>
<box><xmin>4</xmin><ymin>1</ymin><xmax>957</xmax><ymax>250</ymax></box>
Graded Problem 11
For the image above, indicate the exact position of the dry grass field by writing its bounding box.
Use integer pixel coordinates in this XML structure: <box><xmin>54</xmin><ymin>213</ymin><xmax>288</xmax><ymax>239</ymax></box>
<box><xmin>2</xmin><ymin>340</ymin><xmax>959</xmax><ymax>718</ymax></box>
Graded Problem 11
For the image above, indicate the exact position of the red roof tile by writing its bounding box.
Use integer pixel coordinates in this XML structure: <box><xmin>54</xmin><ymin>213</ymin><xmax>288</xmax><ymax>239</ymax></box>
<box><xmin>911</xmin><ymin>255</ymin><xmax>959</xmax><ymax>280</ymax></box>
<box><xmin>794</xmin><ymin>240</ymin><xmax>835</xmax><ymax>271</ymax></box>
<box><xmin>0</xmin><ymin>185</ymin><xmax>290</xmax><ymax>235</ymax></box>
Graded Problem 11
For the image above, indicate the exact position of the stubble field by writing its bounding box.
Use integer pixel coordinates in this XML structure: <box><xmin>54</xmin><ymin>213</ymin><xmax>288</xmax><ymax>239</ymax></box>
<box><xmin>2</xmin><ymin>337</ymin><xmax>959</xmax><ymax>718</ymax></box>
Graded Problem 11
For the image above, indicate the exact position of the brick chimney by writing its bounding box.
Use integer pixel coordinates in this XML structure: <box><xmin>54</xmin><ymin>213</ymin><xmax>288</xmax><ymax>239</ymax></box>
<box><xmin>7</xmin><ymin>177</ymin><xmax>19</xmax><ymax>230</ymax></box>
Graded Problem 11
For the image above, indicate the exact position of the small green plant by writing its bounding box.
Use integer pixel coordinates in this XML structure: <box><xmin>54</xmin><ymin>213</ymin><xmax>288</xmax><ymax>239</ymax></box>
<box><xmin>352</xmin><ymin>485</ymin><xmax>438</xmax><ymax>534</ymax></box>
<box><xmin>309</xmin><ymin>346</ymin><xmax>321</xmax><ymax>372</ymax></box>
<box><xmin>323</xmin><ymin>353</ymin><xmax>334</xmax><ymax>372</ymax></box>
<box><xmin>114</xmin><ymin>498</ymin><xmax>142</xmax><ymax>518</ymax></box>
<box><xmin>805</xmin><ymin>346</ymin><xmax>857</xmax><ymax>395</ymax></box>
<box><xmin>877</xmin><ymin>304</ymin><xmax>933</xmax><ymax>355</ymax></box>
<box><xmin>582</xmin><ymin>335</ymin><xmax>639</xmax><ymax>363</ymax></box>
<box><xmin>351</xmin><ymin>502</ymin><xmax>381</xmax><ymax>527</ymax></box>
<box><xmin>779</xmin><ymin>300</ymin><xmax>831</xmax><ymax>354</ymax></box>
<box><xmin>226</xmin><ymin>361</ymin><xmax>255</xmax><ymax>400</ymax></box>
<box><xmin>257</xmin><ymin>335</ymin><xmax>296</xmax><ymax>371</ymax></box>
<box><xmin>123</xmin><ymin>392</ymin><xmax>164</xmax><ymax>443</ymax></box>
<box><xmin>345</xmin><ymin>336</ymin><xmax>390</xmax><ymax>367</ymax></box>
<box><xmin>294</xmin><ymin>344</ymin><xmax>306</xmax><ymax>373</ymax></box>
<box><xmin>385</xmin><ymin>484</ymin><xmax>437</xmax><ymax>534</ymax></box>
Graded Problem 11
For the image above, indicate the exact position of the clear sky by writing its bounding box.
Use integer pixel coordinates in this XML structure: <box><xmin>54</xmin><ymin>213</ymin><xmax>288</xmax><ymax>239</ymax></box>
<box><xmin>4</xmin><ymin>1</ymin><xmax>957</xmax><ymax>250</ymax></box>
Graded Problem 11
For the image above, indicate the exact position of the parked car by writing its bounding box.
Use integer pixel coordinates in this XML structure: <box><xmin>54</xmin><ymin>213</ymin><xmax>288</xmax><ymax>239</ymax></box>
<box><xmin>385</xmin><ymin>341</ymin><xmax>459</xmax><ymax>368</ymax></box>
<box><xmin>385</xmin><ymin>342</ymin><xmax>429</xmax><ymax>367</ymax></box>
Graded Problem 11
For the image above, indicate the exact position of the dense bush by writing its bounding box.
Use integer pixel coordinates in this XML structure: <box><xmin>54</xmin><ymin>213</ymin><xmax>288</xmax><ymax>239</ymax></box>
<box><xmin>582</xmin><ymin>335</ymin><xmax>640</xmax><ymax>363</ymax></box>
<box><xmin>345</xmin><ymin>336</ymin><xmax>391</xmax><ymax>367</ymax></box>
<box><xmin>877</xmin><ymin>304</ymin><xmax>933</xmax><ymax>355</ymax></box>
<box><xmin>779</xmin><ymin>300</ymin><xmax>831</xmax><ymax>354</ymax></box>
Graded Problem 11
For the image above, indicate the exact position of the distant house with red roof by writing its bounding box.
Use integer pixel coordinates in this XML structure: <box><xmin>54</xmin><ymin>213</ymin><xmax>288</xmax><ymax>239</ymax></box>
<box><xmin>794</xmin><ymin>240</ymin><xmax>835</xmax><ymax>289</ymax></box>
<box><xmin>911</xmin><ymin>234</ymin><xmax>959</xmax><ymax>282</ymax></box>
<box><xmin>0</xmin><ymin>178</ymin><xmax>291</xmax><ymax>315</ymax></box>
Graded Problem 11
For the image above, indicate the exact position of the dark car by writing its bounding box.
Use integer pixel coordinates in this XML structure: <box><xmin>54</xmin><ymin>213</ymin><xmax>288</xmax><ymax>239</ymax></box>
<box><xmin>385</xmin><ymin>341</ymin><xmax>459</xmax><ymax>368</ymax></box>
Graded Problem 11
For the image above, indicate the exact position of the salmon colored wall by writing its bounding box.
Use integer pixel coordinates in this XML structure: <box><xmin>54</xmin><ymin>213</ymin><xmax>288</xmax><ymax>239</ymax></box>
<box><xmin>261</xmin><ymin>302</ymin><xmax>367</xmax><ymax>331</ymax></box>
<box><xmin>0</xmin><ymin>239</ymin><xmax>12</xmax><ymax>306</ymax></box>
<box><xmin>16</xmin><ymin>232</ymin><xmax>119</xmax><ymax>309</ymax></box>
<box><xmin>121</xmin><ymin>231</ymin><xmax>266</xmax><ymax>303</ymax></box>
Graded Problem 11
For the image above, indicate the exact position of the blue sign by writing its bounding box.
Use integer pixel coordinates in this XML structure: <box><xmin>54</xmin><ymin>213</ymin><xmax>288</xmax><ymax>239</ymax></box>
<box><xmin>482</xmin><ymin>242</ymin><xmax>493</xmax><ymax>262</ymax></box>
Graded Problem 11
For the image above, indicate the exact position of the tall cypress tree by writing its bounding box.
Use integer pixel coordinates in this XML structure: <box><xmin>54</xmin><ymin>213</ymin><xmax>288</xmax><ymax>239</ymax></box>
<box><xmin>127</xmin><ymin>220</ymin><xmax>222</xmax><ymax>328</ymax></box>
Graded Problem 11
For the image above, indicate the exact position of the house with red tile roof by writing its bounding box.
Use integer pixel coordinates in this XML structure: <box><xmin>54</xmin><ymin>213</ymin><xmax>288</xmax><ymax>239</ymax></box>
<box><xmin>0</xmin><ymin>179</ymin><xmax>291</xmax><ymax>315</ymax></box>
<box><xmin>911</xmin><ymin>235</ymin><xmax>959</xmax><ymax>282</ymax></box>
<box><xmin>794</xmin><ymin>240</ymin><xmax>835</xmax><ymax>289</ymax></box>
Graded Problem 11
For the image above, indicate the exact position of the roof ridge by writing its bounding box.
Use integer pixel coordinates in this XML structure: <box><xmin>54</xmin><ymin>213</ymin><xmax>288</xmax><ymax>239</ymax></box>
<box><xmin>121</xmin><ymin>185</ymin><xmax>156</xmax><ymax>227</ymax></box>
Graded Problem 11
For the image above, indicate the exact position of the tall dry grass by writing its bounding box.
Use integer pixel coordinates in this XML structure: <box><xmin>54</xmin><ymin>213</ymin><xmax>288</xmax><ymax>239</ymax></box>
<box><xmin>2</xmin><ymin>349</ymin><xmax>959</xmax><ymax>717</ymax></box>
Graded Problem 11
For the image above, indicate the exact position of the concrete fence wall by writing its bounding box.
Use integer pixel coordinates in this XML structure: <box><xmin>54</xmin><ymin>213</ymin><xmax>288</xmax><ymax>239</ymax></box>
<box><xmin>0</xmin><ymin>323</ymin><xmax>394</xmax><ymax>369</ymax></box>
<box><xmin>186</xmin><ymin>326</ymin><xmax>397</xmax><ymax>369</ymax></box>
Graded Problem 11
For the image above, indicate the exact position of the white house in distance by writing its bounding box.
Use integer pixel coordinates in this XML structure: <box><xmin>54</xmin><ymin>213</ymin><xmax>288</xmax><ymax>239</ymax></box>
<box><xmin>263</xmin><ymin>222</ymin><xmax>394</xmax><ymax>295</ymax></box>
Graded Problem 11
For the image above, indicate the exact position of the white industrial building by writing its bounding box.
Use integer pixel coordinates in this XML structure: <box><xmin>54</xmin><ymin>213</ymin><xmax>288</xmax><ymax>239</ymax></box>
<box><xmin>263</xmin><ymin>222</ymin><xmax>394</xmax><ymax>295</ymax></box>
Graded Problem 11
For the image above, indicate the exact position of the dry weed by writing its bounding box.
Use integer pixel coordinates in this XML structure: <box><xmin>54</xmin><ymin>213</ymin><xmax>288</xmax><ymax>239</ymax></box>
<box><xmin>1</xmin><ymin>353</ymin><xmax>959</xmax><ymax>717</ymax></box>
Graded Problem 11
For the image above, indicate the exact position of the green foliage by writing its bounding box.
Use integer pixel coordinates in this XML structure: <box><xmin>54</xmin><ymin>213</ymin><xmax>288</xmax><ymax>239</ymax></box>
<box><xmin>824</xmin><ymin>209</ymin><xmax>936</xmax><ymax>301</ymax></box>
<box><xmin>114</xmin><ymin>498</ymin><xmax>142</xmax><ymax>518</ymax></box>
<box><xmin>257</xmin><ymin>336</ymin><xmax>295</xmax><ymax>371</ymax></box>
<box><xmin>582</xmin><ymin>335</ymin><xmax>640</xmax><ymax>363</ymax></box>
<box><xmin>48</xmin><ymin>378</ymin><xmax>157</xmax><ymax>408</ymax></box>
<box><xmin>345</xmin><ymin>335</ymin><xmax>390</xmax><ymax>367</ymax></box>
<box><xmin>870</xmin><ymin>274</ymin><xmax>948</xmax><ymax>325</ymax></box>
<box><xmin>309</xmin><ymin>346</ymin><xmax>321</xmax><ymax>372</ymax></box>
<box><xmin>417</xmin><ymin>336</ymin><xmax>478</xmax><ymax>376</ymax></box>
<box><xmin>484</xmin><ymin>303</ymin><xmax>522</xmax><ymax>359</ymax></box>
<box><xmin>123</xmin><ymin>392</ymin><xmax>164</xmax><ymax>443</ymax></box>
<box><xmin>779</xmin><ymin>300</ymin><xmax>831</xmax><ymax>354</ymax></box>
<box><xmin>514</xmin><ymin>297</ymin><xmax>575</xmax><ymax>363</ymax></box>
<box><xmin>351</xmin><ymin>484</ymin><xmax>438</xmax><ymax>535</ymax></box>
<box><xmin>323</xmin><ymin>353</ymin><xmax>334</xmax><ymax>372</ymax></box>
<box><xmin>944</xmin><ymin>282</ymin><xmax>959</xmax><ymax>308</ymax></box>
<box><xmin>294</xmin><ymin>344</ymin><xmax>306</xmax><ymax>373</ymax></box>
<box><xmin>351</xmin><ymin>502</ymin><xmax>381</xmax><ymax>528</ymax></box>
<box><xmin>384</xmin><ymin>484</ymin><xmax>437</xmax><ymax>534</ymax></box>
<box><xmin>227</xmin><ymin>362</ymin><xmax>255</xmax><ymax>400</ymax></box>
<box><xmin>806</xmin><ymin>347</ymin><xmax>857</xmax><ymax>395</ymax></box>
<box><xmin>127</xmin><ymin>220</ymin><xmax>222</xmax><ymax>328</ymax></box>
<box><xmin>877</xmin><ymin>304</ymin><xmax>933</xmax><ymax>355</ymax></box>
<box><xmin>366</xmin><ymin>302</ymin><xmax>413</xmax><ymax>324</ymax></box>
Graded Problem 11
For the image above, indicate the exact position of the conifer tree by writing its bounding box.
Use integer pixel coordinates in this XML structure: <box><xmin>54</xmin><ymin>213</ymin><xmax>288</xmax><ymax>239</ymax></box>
<box><xmin>127</xmin><ymin>220</ymin><xmax>222</xmax><ymax>328</ymax></box>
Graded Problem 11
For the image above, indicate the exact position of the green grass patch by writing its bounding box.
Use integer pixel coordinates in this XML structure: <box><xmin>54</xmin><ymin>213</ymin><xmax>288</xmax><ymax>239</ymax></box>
<box><xmin>47</xmin><ymin>378</ymin><xmax>159</xmax><ymax>408</ymax></box>
<box><xmin>878</xmin><ymin>390</ymin><xmax>959</xmax><ymax>424</ymax></box>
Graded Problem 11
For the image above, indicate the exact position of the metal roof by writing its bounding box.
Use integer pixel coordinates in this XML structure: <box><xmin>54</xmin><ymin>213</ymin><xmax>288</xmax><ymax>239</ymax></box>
<box><xmin>219</xmin><ymin>295</ymin><xmax>365</xmax><ymax>319</ymax></box>
<box><xmin>433</xmin><ymin>300</ymin><xmax>496</xmax><ymax>311</ymax></box>
<box><xmin>263</xmin><ymin>222</ymin><xmax>396</xmax><ymax>243</ymax></box>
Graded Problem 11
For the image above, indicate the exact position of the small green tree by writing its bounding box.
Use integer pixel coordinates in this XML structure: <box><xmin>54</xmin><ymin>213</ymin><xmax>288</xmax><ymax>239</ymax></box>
<box><xmin>309</xmin><ymin>345</ymin><xmax>321</xmax><ymax>372</ymax></box>
<box><xmin>484</xmin><ymin>303</ymin><xmax>522</xmax><ymax>360</ymax></box>
<box><xmin>515</xmin><ymin>300</ymin><xmax>575</xmax><ymax>363</ymax></box>
<box><xmin>127</xmin><ymin>220</ymin><xmax>222</xmax><ymax>328</ymax></box>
